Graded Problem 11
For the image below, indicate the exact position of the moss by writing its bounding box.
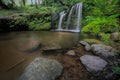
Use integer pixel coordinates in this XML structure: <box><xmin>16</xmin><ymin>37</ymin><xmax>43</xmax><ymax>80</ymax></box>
<box><xmin>83</xmin><ymin>39</ymin><xmax>104</xmax><ymax>44</ymax></box>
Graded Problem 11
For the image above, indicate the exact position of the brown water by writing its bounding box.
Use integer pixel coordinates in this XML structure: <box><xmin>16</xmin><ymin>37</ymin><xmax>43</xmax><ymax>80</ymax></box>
<box><xmin>0</xmin><ymin>31</ymin><xmax>80</xmax><ymax>80</ymax></box>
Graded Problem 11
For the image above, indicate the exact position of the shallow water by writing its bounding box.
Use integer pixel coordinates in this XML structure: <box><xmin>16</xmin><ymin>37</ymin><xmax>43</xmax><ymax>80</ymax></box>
<box><xmin>0</xmin><ymin>31</ymin><xmax>79</xmax><ymax>48</ymax></box>
<box><xmin>0</xmin><ymin>31</ymin><xmax>80</xmax><ymax>80</ymax></box>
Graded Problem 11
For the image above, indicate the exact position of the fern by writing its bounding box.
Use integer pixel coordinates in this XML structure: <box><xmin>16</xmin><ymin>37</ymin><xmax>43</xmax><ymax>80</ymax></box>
<box><xmin>92</xmin><ymin>0</ymin><xmax>119</xmax><ymax>16</ymax></box>
<box><xmin>82</xmin><ymin>14</ymin><xmax>120</xmax><ymax>35</ymax></box>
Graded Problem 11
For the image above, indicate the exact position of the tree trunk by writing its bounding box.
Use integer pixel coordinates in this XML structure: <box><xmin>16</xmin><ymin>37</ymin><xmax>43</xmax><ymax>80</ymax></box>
<box><xmin>38</xmin><ymin>0</ymin><xmax>41</xmax><ymax>5</ymax></box>
<box><xmin>31</xmin><ymin>0</ymin><xmax>33</xmax><ymax>5</ymax></box>
<box><xmin>10</xmin><ymin>0</ymin><xmax>15</xmax><ymax>5</ymax></box>
<box><xmin>23</xmin><ymin>0</ymin><xmax>26</xmax><ymax>6</ymax></box>
<box><xmin>35</xmin><ymin>0</ymin><xmax>38</xmax><ymax>8</ymax></box>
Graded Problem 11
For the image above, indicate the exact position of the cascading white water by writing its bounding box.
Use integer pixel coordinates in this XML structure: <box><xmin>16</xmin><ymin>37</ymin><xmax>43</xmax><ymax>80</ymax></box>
<box><xmin>66</xmin><ymin>6</ymin><xmax>74</xmax><ymax>29</ymax></box>
<box><xmin>57</xmin><ymin>11</ymin><xmax>66</xmax><ymax>30</ymax></box>
<box><xmin>57</xmin><ymin>3</ymin><xmax>82</xmax><ymax>32</ymax></box>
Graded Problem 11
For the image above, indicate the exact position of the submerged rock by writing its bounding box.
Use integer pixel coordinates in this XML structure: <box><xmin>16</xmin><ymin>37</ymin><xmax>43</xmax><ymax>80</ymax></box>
<box><xmin>79</xmin><ymin>41</ymin><xmax>91</xmax><ymax>51</ymax></box>
<box><xmin>66</xmin><ymin>50</ymin><xmax>76</xmax><ymax>56</ymax></box>
<box><xmin>42</xmin><ymin>44</ymin><xmax>61</xmax><ymax>51</ymax></box>
<box><xmin>19</xmin><ymin>58</ymin><xmax>63</xmax><ymax>80</ymax></box>
<box><xmin>91</xmin><ymin>44</ymin><xmax>117</xmax><ymax>58</ymax></box>
<box><xmin>18</xmin><ymin>39</ymin><xmax>41</xmax><ymax>53</ymax></box>
<box><xmin>80</xmin><ymin>55</ymin><xmax>107</xmax><ymax>73</ymax></box>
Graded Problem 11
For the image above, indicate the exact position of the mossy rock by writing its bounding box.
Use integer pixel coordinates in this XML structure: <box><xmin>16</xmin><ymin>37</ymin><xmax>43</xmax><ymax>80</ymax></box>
<box><xmin>83</xmin><ymin>39</ymin><xmax>104</xmax><ymax>44</ymax></box>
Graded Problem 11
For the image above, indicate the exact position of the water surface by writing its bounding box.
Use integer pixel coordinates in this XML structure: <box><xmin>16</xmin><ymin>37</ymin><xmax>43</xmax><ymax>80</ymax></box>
<box><xmin>0</xmin><ymin>31</ymin><xmax>80</xmax><ymax>80</ymax></box>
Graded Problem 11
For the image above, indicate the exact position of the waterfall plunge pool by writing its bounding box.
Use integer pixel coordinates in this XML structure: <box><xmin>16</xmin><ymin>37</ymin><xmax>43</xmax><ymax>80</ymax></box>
<box><xmin>0</xmin><ymin>31</ymin><xmax>80</xmax><ymax>80</ymax></box>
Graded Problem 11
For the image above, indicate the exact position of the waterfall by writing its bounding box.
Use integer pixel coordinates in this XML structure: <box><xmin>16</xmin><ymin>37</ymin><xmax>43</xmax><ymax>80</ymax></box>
<box><xmin>56</xmin><ymin>3</ymin><xmax>82</xmax><ymax>32</ymax></box>
<box><xmin>58</xmin><ymin>11</ymin><xmax>66</xmax><ymax>30</ymax></box>
<box><xmin>66</xmin><ymin>6</ymin><xmax>74</xmax><ymax>29</ymax></box>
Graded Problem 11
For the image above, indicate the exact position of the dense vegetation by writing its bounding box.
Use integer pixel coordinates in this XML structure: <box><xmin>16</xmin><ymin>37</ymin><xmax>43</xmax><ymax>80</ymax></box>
<box><xmin>0</xmin><ymin>0</ymin><xmax>120</xmax><ymax>38</ymax></box>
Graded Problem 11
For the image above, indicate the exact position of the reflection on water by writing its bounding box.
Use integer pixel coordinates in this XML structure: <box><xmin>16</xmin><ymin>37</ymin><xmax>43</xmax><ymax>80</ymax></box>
<box><xmin>0</xmin><ymin>31</ymin><xmax>79</xmax><ymax>50</ymax></box>
<box><xmin>0</xmin><ymin>31</ymin><xmax>80</xmax><ymax>80</ymax></box>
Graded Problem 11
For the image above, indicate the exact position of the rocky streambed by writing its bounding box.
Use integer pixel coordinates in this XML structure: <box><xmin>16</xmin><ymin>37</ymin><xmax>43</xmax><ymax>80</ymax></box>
<box><xmin>19</xmin><ymin>40</ymin><xmax>120</xmax><ymax>80</ymax></box>
<box><xmin>0</xmin><ymin>31</ymin><xmax>120</xmax><ymax>80</ymax></box>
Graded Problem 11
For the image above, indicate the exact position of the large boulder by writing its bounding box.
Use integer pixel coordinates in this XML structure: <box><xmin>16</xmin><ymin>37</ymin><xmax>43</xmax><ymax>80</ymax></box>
<box><xmin>80</xmin><ymin>55</ymin><xmax>108</xmax><ymax>73</ymax></box>
<box><xmin>79</xmin><ymin>41</ymin><xmax>91</xmax><ymax>51</ymax></box>
<box><xmin>19</xmin><ymin>58</ymin><xmax>63</xmax><ymax>80</ymax></box>
<box><xmin>91</xmin><ymin>44</ymin><xmax>117</xmax><ymax>58</ymax></box>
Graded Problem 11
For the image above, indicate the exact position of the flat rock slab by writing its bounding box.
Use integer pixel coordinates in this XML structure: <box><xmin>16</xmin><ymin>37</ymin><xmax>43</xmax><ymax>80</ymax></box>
<box><xmin>42</xmin><ymin>45</ymin><xmax>61</xmax><ymax>51</ymax></box>
<box><xmin>19</xmin><ymin>57</ymin><xmax>63</xmax><ymax>80</ymax></box>
<box><xmin>80</xmin><ymin>55</ymin><xmax>108</xmax><ymax>73</ymax></box>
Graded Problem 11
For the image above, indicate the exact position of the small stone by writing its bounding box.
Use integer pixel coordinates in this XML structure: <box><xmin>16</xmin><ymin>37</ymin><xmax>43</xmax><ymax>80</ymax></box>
<box><xmin>66</xmin><ymin>50</ymin><xmax>76</xmax><ymax>56</ymax></box>
<box><xmin>79</xmin><ymin>41</ymin><xmax>91</xmax><ymax>51</ymax></box>
<box><xmin>79</xmin><ymin>41</ymin><xmax>88</xmax><ymax>46</ymax></box>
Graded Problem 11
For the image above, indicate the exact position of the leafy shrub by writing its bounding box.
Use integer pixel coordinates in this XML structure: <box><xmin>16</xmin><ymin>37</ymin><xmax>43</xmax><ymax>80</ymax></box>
<box><xmin>10</xmin><ymin>16</ymin><xmax>28</xmax><ymax>28</ymax></box>
<box><xmin>100</xmin><ymin>33</ymin><xmax>111</xmax><ymax>43</ymax></box>
<box><xmin>28</xmin><ymin>18</ymin><xmax>51</xmax><ymax>30</ymax></box>
<box><xmin>92</xmin><ymin>0</ymin><xmax>119</xmax><ymax>16</ymax></box>
<box><xmin>82</xmin><ymin>15</ymin><xmax>120</xmax><ymax>35</ymax></box>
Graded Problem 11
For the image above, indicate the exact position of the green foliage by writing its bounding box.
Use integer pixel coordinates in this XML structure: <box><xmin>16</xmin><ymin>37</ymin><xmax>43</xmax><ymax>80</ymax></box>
<box><xmin>82</xmin><ymin>16</ymin><xmax>101</xmax><ymax>35</ymax></box>
<box><xmin>63</xmin><ymin>0</ymin><xmax>81</xmax><ymax>7</ymax></box>
<box><xmin>28</xmin><ymin>18</ymin><xmax>51</xmax><ymax>30</ymax></box>
<box><xmin>43</xmin><ymin>0</ymin><xmax>54</xmax><ymax>6</ymax></box>
<box><xmin>2</xmin><ymin>0</ymin><xmax>11</xmax><ymax>5</ymax></box>
<box><xmin>83</xmin><ymin>39</ymin><xmax>103</xmax><ymax>44</ymax></box>
<box><xmin>82</xmin><ymin>0</ymin><xmax>119</xmax><ymax>16</ymax></box>
<box><xmin>10</xmin><ymin>16</ymin><xmax>28</xmax><ymax>28</ymax></box>
<box><xmin>1</xmin><ymin>0</ymin><xmax>15</xmax><ymax>9</ymax></box>
<box><xmin>92</xmin><ymin>0</ymin><xmax>119</xmax><ymax>16</ymax></box>
<box><xmin>82</xmin><ymin>14</ymin><xmax>120</xmax><ymax>35</ymax></box>
<box><xmin>113</xmin><ymin>66</ymin><xmax>120</xmax><ymax>74</ymax></box>
<box><xmin>100</xmin><ymin>33</ymin><xmax>111</xmax><ymax>43</ymax></box>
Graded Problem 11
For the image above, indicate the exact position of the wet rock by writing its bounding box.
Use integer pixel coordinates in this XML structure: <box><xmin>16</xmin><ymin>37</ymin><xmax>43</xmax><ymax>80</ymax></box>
<box><xmin>80</xmin><ymin>55</ymin><xmax>107</xmax><ymax>73</ymax></box>
<box><xmin>66</xmin><ymin>50</ymin><xmax>76</xmax><ymax>56</ymax></box>
<box><xmin>79</xmin><ymin>41</ymin><xmax>91</xmax><ymax>51</ymax></box>
<box><xmin>19</xmin><ymin>57</ymin><xmax>63</xmax><ymax>80</ymax></box>
<box><xmin>91</xmin><ymin>44</ymin><xmax>117</xmax><ymax>58</ymax></box>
